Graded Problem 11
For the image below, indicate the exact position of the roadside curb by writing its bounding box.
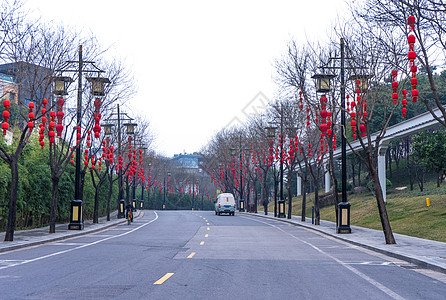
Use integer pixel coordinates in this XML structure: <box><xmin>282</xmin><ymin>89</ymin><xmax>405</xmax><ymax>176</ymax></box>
<box><xmin>240</xmin><ymin>212</ymin><xmax>446</xmax><ymax>275</ymax></box>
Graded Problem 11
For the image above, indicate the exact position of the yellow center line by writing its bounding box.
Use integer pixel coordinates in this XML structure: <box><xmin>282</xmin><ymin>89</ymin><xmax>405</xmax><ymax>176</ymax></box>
<box><xmin>206</xmin><ymin>223</ymin><xmax>210</xmax><ymax>225</ymax></box>
<box><xmin>200</xmin><ymin>241</ymin><xmax>205</xmax><ymax>245</ymax></box>
<box><xmin>207</xmin><ymin>227</ymin><xmax>210</xmax><ymax>231</ymax></box>
<box><xmin>205</xmin><ymin>234</ymin><xmax>208</xmax><ymax>238</ymax></box>
<box><xmin>154</xmin><ymin>273</ymin><xmax>174</xmax><ymax>285</ymax></box>
<box><xmin>187</xmin><ymin>252</ymin><xmax>196</xmax><ymax>258</ymax></box>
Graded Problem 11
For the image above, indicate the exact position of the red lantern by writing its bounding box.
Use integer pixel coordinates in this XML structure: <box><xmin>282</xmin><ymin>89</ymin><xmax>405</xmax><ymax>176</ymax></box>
<box><xmin>359</xmin><ymin>124</ymin><xmax>366</xmax><ymax>137</ymax></box>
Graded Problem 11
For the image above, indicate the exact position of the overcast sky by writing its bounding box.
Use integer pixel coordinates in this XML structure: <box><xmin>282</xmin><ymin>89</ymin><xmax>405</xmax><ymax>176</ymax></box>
<box><xmin>23</xmin><ymin>0</ymin><xmax>349</xmax><ymax>156</ymax></box>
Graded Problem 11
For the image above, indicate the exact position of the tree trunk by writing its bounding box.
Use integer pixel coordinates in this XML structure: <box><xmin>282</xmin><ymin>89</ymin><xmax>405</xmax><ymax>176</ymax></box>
<box><xmin>107</xmin><ymin>175</ymin><xmax>113</xmax><ymax>221</ymax></box>
<box><xmin>93</xmin><ymin>188</ymin><xmax>99</xmax><ymax>223</ymax></box>
<box><xmin>314</xmin><ymin>181</ymin><xmax>320</xmax><ymax>225</ymax></box>
<box><xmin>262</xmin><ymin>173</ymin><xmax>268</xmax><ymax>215</ymax></box>
<box><xmin>49</xmin><ymin>176</ymin><xmax>59</xmax><ymax>234</ymax></box>
<box><xmin>301</xmin><ymin>177</ymin><xmax>307</xmax><ymax>222</ymax></box>
<box><xmin>4</xmin><ymin>159</ymin><xmax>19</xmax><ymax>242</ymax></box>
<box><xmin>371</xmin><ymin>172</ymin><xmax>396</xmax><ymax>244</ymax></box>
<box><xmin>351</xmin><ymin>162</ymin><xmax>356</xmax><ymax>187</ymax></box>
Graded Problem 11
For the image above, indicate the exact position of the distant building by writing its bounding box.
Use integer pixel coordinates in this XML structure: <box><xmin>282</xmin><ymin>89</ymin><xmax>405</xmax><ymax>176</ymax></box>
<box><xmin>172</xmin><ymin>152</ymin><xmax>201</xmax><ymax>169</ymax></box>
<box><xmin>0</xmin><ymin>72</ymin><xmax>18</xmax><ymax>104</ymax></box>
<box><xmin>0</xmin><ymin>62</ymin><xmax>52</xmax><ymax>106</ymax></box>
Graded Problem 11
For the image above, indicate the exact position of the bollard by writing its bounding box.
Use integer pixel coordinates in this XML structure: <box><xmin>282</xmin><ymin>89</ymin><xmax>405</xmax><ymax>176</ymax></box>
<box><xmin>426</xmin><ymin>198</ymin><xmax>431</xmax><ymax>207</ymax></box>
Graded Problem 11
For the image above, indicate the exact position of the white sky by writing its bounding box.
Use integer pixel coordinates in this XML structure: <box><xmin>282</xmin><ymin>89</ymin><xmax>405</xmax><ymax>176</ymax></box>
<box><xmin>22</xmin><ymin>0</ymin><xmax>349</xmax><ymax>157</ymax></box>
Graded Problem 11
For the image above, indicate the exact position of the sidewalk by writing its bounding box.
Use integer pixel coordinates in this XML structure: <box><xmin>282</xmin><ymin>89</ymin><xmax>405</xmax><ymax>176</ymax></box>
<box><xmin>0</xmin><ymin>210</ymin><xmax>141</xmax><ymax>253</ymax></box>
<box><xmin>242</xmin><ymin>212</ymin><xmax>446</xmax><ymax>274</ymax></box>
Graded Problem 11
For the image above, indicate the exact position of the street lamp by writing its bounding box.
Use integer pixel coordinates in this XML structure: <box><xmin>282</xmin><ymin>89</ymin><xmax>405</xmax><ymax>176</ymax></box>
<box><xmin>54</xmin><ymin>45</ymin><xmax>110</xmax><ymax>231</ymax></box>
<box><xmin>311</xmin><ymin>74</ymin><xmax>336</xmax><ymax>93</ymax></box>
<box><xmin>86</xmin><ymin>77</ymin><xmax>111</xmax><ymax>96</ymax></box>
<box><xmin>230</xmin><ymin>145</ymin><xmax>246</xmax><ymax>212</ymax></box>
<box><xmin>102</xmin><ymin>123</ymin><xmax>114</xmax><ymax>136</ymax></box>
<box><xmin>52</xmin><ymin>76</ymin><xmax>73</xmax><ymax>96</ymax></box>
<box><xmin>123</xmin><ymin>122</ymin><xmax>137</xmax><ymax>209</ymax></box>
<box><xmin>312</xmin><ymin>38</ymin><xmax>362</xmax><ymax>234</ymax></box>
<box><xmin>163</xmin><ymin>171</ymin><xmax>171</xmax><ymax>210</ymax></box>
<box><xmin>265</xmin><ymin>126</ymin><xmax>277</xmax><ymax>216</ymax></box>
<box><xmin>102</xmin><ymin>105</ymin><xmax>135</xmax><ymax>218</ymax></box>
<box><xmin>139</xmin><ymin>145</ymin><xmax>147</xmax><ymax>210</ymax></box>
<box><xmin>124</xmin><ymin>122</ymin><xmax>137</xmax><ymax>135</ymax></box>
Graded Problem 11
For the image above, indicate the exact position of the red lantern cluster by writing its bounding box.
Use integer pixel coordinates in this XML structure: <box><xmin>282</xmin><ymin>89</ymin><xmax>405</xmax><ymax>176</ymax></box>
<box><xmin>408</xmin><ymin>16</ymin><xmax>418</xmax><ymax>103</ymax></box>
<box><xmin>27</xmin><ymin>102</ymin><xmax>35</xmax><ymax>133</ymax></box>
<box><xmin>402</xmin><ymin>89</ymin><xmax>408</xmax><ymax>117</ymax></box>
<box><xmin>93</xmin><ymin>98</ymin><xmax>102</xmax><ymax>139</ymax></box>
<box><xmin>2</xmin><ymin>99</ymin><xmax>10</xmax><ymax>135</ymax></box>
<box><xmin>299</xmin><ymin>91</ymin><xmax>303</xmax><ymax>110</ymax></box>
<box><xmin>392</xmin><ymin>70</ymin><xmax>398</xmax><ymax>105</ymax></box>
<box><xmin>332</xmin><ymin>134</ymin><xmax>337</xmax><ymax>151</ymax></box>
<box><xmin>319</xmin><ymin>95</ymin><xmax>328</xmax><ymax>137</ymax></box>
<box><xmin>48</xmin><ymin>111</ymin><xmax>56</xmax><ymax>146</ymax></box>
<box><xmin>86</xmin><ymin>130</ymin><xmax>91</xmax><ymax>148</ymax></box>
<box><xmin>306</xmin><ymin>107</ymin><xmax>310</xmax><ymax>128</ymax></box>
<box><xmin>84</xmin><ymin>131</ymin><xmax>91</xmax><ymax>169</ymax></box>
<box><xmin>118</xmin><ymin>154</ymin><xmax>123</xmax><ymax>171</ymax></box>
<box><xmin>70</xmin><ymin>147</ymin><xmax>74</xmax><ymax>166</ymax></box>
<box><xmin>76</xmin><ymin>126</ymin><xmax>81</xmax><ymax>145</ymax></box>
<box><xmin>56</xmin><ymin>98</ymin><xmax>64</xmax><ymax>136</ymax></box>
<box><xmin>350</xmin><ymin>89</ymin><xmax>357</xmax><ymax>140</ymax></box>
<box><xmin>38</xmin><ymin>99</ymin><xmax>48</xmax><ymax>149</ymax></box>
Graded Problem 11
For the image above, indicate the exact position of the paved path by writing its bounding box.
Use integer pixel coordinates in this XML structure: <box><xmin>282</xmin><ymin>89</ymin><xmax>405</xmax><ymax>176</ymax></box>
<box><xmin>1</xmin><ymin>210</ymin><xmax>445</xmax><ymax>275</ymax></box>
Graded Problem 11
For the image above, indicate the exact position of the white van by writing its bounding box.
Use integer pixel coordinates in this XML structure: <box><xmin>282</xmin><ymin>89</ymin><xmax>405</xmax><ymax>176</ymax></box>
<box><xmin>215</xmin><ymin>193</ymin><xmax>236</xmax><ymax>216</ymax></box>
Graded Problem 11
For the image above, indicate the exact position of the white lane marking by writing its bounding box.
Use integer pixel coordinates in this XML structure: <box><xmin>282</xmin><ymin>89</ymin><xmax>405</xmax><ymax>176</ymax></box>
<box><xmin>242</xmin><ymin>216</ymin><xmax>405</xmax><ymax>300</ymax></box>
<box><xmin>50</xmin><ymin>242</ymin><xmax>89</xmax><ymax>246</ymax></box>
<box><xmin>0</xmin><ymin>211</ymin><xmax>159</xmax><ymax>271</ymax></box>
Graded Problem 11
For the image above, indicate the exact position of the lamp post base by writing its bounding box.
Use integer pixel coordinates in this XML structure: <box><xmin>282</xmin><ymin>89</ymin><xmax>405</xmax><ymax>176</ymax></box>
<box><xmin>277</xmin><ymin>199</ymin><xmax>286</xmax><ymax>218</ymax></box>
<box><xmin>239</xmin><ymin>199</ymin><xmax>245</xmax><ymax>212</ymax></box>
<box><xmin>68</xmin><ymin>199</ymin><xmax>84</xmax><ymax>230</ymax></box>
<box><xmin>337</xmin><ymin>202</ymin><xmax>351</xmax><ymax>234</ymax></box>
<box><xmin>118</xmin><ymin>199</ymin><xmax>125</xmax><ymax>218</ymax></box>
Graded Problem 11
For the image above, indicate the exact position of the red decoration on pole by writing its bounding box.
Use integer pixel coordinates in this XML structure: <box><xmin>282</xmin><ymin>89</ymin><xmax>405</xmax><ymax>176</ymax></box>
<box><xmin>2</xmin><ymin>99</ymin><xmax>10</xmax><ymax>135</ymax></box>
<box><xmin>28</xmin><ymin>102</ymin><xmax>35</xmax><ymax>133</ymax></box>
<box><xmin>408</xmin><ymin>16</ymin><xmax>418</xmax><ymax>103</ymax></box>
<box><xmin>48</xmin><ymin>111</ymin><xmax>56</xmax><ymax>146</ymax></box>
<box><xmin>402</xmin><ymin>89</ymin><xmax>408</xmax><ymax>118</ymax></box>
<box><xmin>299</xmin><ymin>90</ymin><xmax>303</xmax><ymax>110</ymax></box>
<box><xmin>56</xmin><ymin>97</ymin><xmax>65</xmax><ymax>136</ymax></box>
<box><xmin>93</xmin><ymin>98</ymin><xmax>102</xmax><ymax>139</ymax></box>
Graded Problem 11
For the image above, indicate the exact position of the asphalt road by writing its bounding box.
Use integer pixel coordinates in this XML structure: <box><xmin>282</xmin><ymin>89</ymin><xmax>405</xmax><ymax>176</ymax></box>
<box><xmin>1</xmin><ymin>210</ymin><xmax>445</xmax><ymax>300</ymax></box>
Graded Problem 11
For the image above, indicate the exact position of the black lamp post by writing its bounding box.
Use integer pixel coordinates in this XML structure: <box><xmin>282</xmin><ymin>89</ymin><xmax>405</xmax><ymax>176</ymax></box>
<box><xmin>312</xmin><ymin>38</ymin><xmax>357</xmax><ymax>233</ymax></box>
<box><xmin>54</xmin><ymin>45</ymin><xmax>110</xmax><ymax>230</ymax></box>
<box><xmin>139</xmin><ymin>146</ymin><xmax>146</xmax><ymax>210</ymax></box>
<box><xmin>123</xmin><ymin>122</ymin><xmax>137</xmax><ymax>209</ymax></box>
<box><xmin>265</xmin><ymin>126</ymin><xmax>277</xmax><ymax>216</ymax></box>
<box><xmin>102</xmin><ymin>105</ymin><xmax>135</xmax><ymax>218</ymax></box>
<box><xmin>277</xmin><ymin>104</ymin><xmax>286</xmax><ymax>218</ymax></box>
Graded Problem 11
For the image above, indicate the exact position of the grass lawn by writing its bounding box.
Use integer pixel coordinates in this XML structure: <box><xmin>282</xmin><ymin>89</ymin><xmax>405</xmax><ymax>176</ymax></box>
<box><xmin>268</xmin><ymin>180</ymin><xmax>446</xmax><ymax>242</ymax></box>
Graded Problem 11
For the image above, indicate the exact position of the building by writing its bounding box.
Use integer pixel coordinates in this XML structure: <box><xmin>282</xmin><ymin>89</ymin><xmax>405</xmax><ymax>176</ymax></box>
<box><xmin>172</xmin><ymin>152</ymin><xmax>201</xmax><ymax>169</ymax></box>
<box><xmin>0</xmin><ymin>72</ymin><xmax>18</xmax><ymax>104</ymax></box>
<box><xmin>0</xmin><ymin>62</ymin><xmax>52</xmax><ymax>106</ymax></box>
